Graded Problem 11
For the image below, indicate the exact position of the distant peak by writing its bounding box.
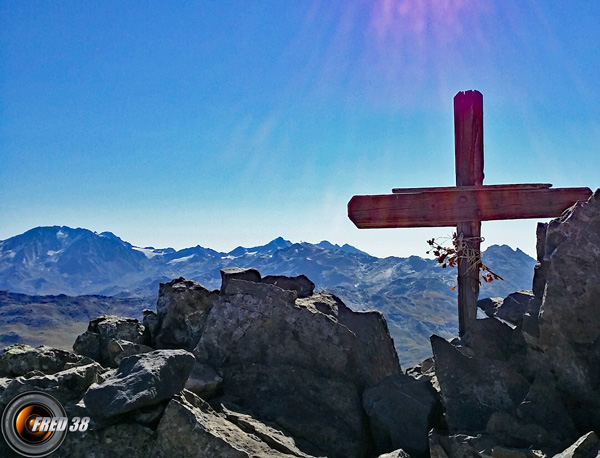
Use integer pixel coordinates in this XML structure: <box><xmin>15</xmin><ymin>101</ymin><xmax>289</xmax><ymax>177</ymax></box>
<box><xmin>317</xmin><ymin>241</ymin><xmax>371</xmax><ymax>257</ymax></box>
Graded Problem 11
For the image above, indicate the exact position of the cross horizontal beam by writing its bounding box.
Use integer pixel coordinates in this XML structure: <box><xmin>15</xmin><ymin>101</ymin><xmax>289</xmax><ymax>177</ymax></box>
<box><xmin>348</xmin><ymin>185</ymin><xmax>592</xmax><ymax>228</ymax></box>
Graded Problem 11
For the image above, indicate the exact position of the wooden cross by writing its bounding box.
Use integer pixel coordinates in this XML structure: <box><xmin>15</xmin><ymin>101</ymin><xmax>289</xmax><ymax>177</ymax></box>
<box><xmin>348</xmin><ymin>90</ymin><xmax>592</xmax><ymax>337</ymax></box>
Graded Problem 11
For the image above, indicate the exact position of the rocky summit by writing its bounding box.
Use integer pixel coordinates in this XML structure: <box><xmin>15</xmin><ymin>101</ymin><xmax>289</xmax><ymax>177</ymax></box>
<box><xmin>2</xmin><ymin>191</ymin><xmax>600</xmax><ymax>457</ymax></box>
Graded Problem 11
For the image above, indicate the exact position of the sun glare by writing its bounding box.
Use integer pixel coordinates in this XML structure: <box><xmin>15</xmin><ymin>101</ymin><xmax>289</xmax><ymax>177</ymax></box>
<box><xmin>370</xmin><ymin>0</ymin><xmax>478</xmax><ymax>43</ymax></box>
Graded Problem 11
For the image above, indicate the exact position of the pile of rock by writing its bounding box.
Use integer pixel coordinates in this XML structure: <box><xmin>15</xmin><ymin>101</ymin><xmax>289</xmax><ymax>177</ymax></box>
<box><xmin>1</xmin><ymin>270</ymin><xmax>441</xmax><ymax>457</ymax></box>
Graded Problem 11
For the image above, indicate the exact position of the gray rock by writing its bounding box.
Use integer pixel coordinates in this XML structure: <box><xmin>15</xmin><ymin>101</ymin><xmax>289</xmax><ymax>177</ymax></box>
<box><xmin>465</xmin><ymin>318</ymin><xmax>516</xmax><ymax>361</ymax></box>
<box><xmin>516</xmin><ymin>373</ymin><xmax>577</xmax><ymax>447</ymax></box>
<box><xmin>219</xmin><ymin>404</ymin><xmax>323</xmax><ymax>458</ymax></box>
<box><xmin>218</xmin><ymin>363</ymin><xmax>369</xmax><ymax>458</ymax></box>
<box><xmin>527</xmin><ymin>190</ymin><xmax>600</xmax><ymax>432</ymax></box>
<box><xmin>431</xmin><ymin>334</ymin><xmax>530</xmax><ymax>432</ymax></box>
<box><xmin>83</xmin><ymin>349</ymin><xmax>195</xmax><ymax>419</ymax></box>
<box><xmin>73</xmin><ymin>315</ymin><xmax>146</xmax><ymax>366</ymax></box>
<box><xmin>477</xmin><ymin>291</ymin><xmax>534</xmax><ymax>326</ymax></box>
<box><xmin>491</xmin><ymin>446</ymin><xmax>532</xmax><ymax>458</ymax></box>
<box><xmin>156</xmin><ymin>391</ymin><xmax>318</xmax><ymax>458</ymax></box>
<box><xmin>486</xmin><ymin>411</ymin><xmax>554</xmax><ymax>448</ymax></box>
<box><xmin>429</xmin><ymin>430</ymin><xmax>497</xmax><ymax>458</ymax></box>
<box><xmin>0</xmin><ymin>362</ymin><xmax>104</xmax><ymax>407</ymax></box>
<box><xmin>220</xmin><ymin>267</ymin><xmax>261</xmax><ymax>293</ymax></box>
<box><xmin>142</xmin><ymin>309</ymin><xmax>160</xmax><ymax>342</ymax></box>
<box><xmin>478</xmin><ymin>297</ymin><xmax>504</xmax><ymax>318</ymax></box>
<box><xmin>130</xmin><ymin>401</ymin><xmax>169</xmax><ymax>427</ymax></box>
<box><xmin>0</xmin><ymin>344</ymin><xmax>86</xmax><ymax>377</ymax></box>
<box><xmin>262</xmin><ymin>274</ymin><xmax>315</xmax><ymax>298</ymax></box>
<box><xmin>153</xmin><ymin>277</ymin><xmax>218</xmax><ymax>351</ymax></box>
<box><xmin>108</xmin><ymin>339</ymin><xmax>154</xmax><ymax>366</ymax></box>
<box><xmin>553</xmin><ymin>432</ymin><xmax>600</xmax><ymax>458</ymax></box>
<box><xmin>363</xmin><ymin>373</ymin><xmax>441</xmax><ymax>456</ymax></box>
<box><xmin>496</xmin><ymin>291</ymin><xmax>534</xmax><ymax>326</ymax></box>
<box><xmin>54</xmin><ymin>423</ymin><xmax>157</xmax><ymax>458</ymax></box>
<box><xmin>193</xmin><ymin>280</ymin><xmax>399</xmax><ymax>457</ymax></box>
<box><xmin>185</xmin><ymin>362</ymin><xmax>222</xmax><ymax>400</ymax></box>
<box><xmin>377</xmin><ymin>450</ymin><xmax>411</xmax><ymax>458</ymax></box>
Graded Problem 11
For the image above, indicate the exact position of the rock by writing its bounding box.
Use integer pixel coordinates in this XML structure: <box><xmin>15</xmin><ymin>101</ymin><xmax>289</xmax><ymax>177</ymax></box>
<box><xmin>478</xmin><ymin>297</ymin><xmax>504</xmax><ymax>318</ymax></box>
<box><xmin>491</xmin><ymin>446</ymin><xmax>531</xmax><ymax>458</ymax></box>
<box><xmin>553</xmin><ymin>432</ymin><xmax>600</xmax><ymax>458</ymax></box>
<box><xmin>153</xmin><ymin>277</ymin><xmax>218</xmax><ymax>351</ymax></box>
<box><xmin>56</xmin><ymin>423</ymin><xmax>157</xmax><ymax>458</ymax></box>
<box><xmin>217</xmin><ymin>363</ymin><xmax>368</xmax><ymax>458</ymax></box>
<box><xmin>83</xmin><ymin>349</ymin><xmax>195</xmax><ymax>419</ymax></box>
<box><xmin>0</xmin><ymin>362</ymin><xmax>104</xmax><ymax>407</ymax></box>
<box><xmin>486</xmin><ymin>411</ymin><xmax>554</xmax><ymax>448</ymax></box>
<box><xmin>0</xmin><ymin>344</ymin><xmax>86</xmax><ymax>377</ymax></box>
<box><xmin>406</xmin><ymin>356</ymin><xmax>440</xmax><ymax>393</ymax></box>
<box><xmin>73</xmin><ymin>315</ymin><xmax>146</xmax><ymax>366</ymax></box>
<box><xmin>156</xmin><ymin>391</ymin><xmax>320</xmax><ymax>458</ymax></box>
<box><xmin>262</xmin><ymin>274</ymin><xmax>315</xmax><ymax>298</ymax></box>
<box><xmin>431</xmin><ymin>334</ymin><xmax>530</xmax><ymax>432</ymax></box>
<box><xmin>219</xmin><ymin>404</ymin><xmax>323</xmax><ymax>458</ymax></box>
<box><xmin>465</xmin><ymin>318</ymin><xmax>516</xmax><ymax>361</ymax></box>
<box><xmin>220</xmin><ymin>267</ymin><xmax>261</xmax><ymax>293</ymax></box>
<box><xmin>108</xmin><ymin>339</ymin><xmax>154</xmax><ymax>366</ymax></box>
<box><xmin>142</xmin><ymin>309</ymin><xmax>160</xmax><ymax>342</ymax></box>
<box><xmin>377</xmin><ymin>450</ymin><xmax>411</xmax><ymax>458</ymax></box>
<box><xmin>527</xmin><ymin>190</ymin><xmax>600</xmax><ymax>432</ymax></box>
<box><xmin>194</xmin><ymin>279</ymin><xmax>400</xmax><ymax>457</ymax></box>
<box><xmin>429</xmin><ymin>430</ymin><xmax>497</xmax><ymax>458</ymax></box>
<box><xmin>516</xmin><ymin>373</ymin><xmax>577</xmax><ymax>447</ymax></box>
<box><xmin>496</xmin><ymin>291</ymin><xmax>535</xmax><ymax>326</ymax></box>
<box><xmin>130</xmin><ymin>400</ymin><xmax>169</xmax><ymax>427</ymax></box>
<box><xmin>477</xmin><ymin>291</ymin><xmax>534</xmax><ymax>327</ymax></box>
<box><xmin>363</xmin><ymin>373</ymin><xmax>441</xmax><ymax>456</ymax></box>
<box><xmin>185</xmin><ymin>362</ymin><xmax>222</xmax><ymax>400</ymax></box>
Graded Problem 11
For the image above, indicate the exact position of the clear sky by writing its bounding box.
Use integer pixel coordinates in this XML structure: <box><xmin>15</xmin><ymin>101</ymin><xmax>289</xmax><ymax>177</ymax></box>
<box><xmin>1</xmin><ymin>1</ymin><xmax>599</xmax><ymax>258</ymax></box>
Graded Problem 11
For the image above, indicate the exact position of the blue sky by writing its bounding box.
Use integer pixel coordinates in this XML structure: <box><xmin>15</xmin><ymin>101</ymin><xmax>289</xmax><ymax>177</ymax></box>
<box><xmin>1</xmin><ymin>1</ymin><xmax>599</xmax><ymax>258</ymax></box>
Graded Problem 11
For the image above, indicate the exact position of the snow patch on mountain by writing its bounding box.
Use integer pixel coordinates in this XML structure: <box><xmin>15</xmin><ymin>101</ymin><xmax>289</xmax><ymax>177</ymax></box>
<box><xmin>133</xmin><ymin>247</ymin><xmax>163</xmax><ymax>259</ymax></box>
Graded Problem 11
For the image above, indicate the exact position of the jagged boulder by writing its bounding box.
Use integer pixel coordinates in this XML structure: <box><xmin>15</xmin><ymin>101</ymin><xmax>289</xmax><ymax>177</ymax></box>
<box><xmin>55</xmin><ymin>423</ymin><xmax>157</xmax><ymax>458</ymax></box>
<box><xmin>217</xmin><ymin>403</ymin><xmax>324</xmax><ymax>458</ymax></box>
<box><xmin>220</xmin><ymin>267</ymin><xmax>261</xmax><ymax>293</ymax></box>
<box><xmin>184</xmin><ymin>362</ymin><xmax>222</xmax><ymax>400</ymax></box>
<box><xmin>478</xmin><ymin>291</ymin><xmax>534</xmax><ymax>326</ymax></box>
<box><xmin>378</xmin><ymin>451</ymin><xmax>411</xmax><ymax>458</ymax></box>
<box><xmin>431</xmin><ymin>335</ymin><xmax>530</xmax><ymax>432</ymax></box>
<box><xmin>194</xmin><ymin>277</ymin><xmax>400</xmax><ymax>458</ymax></box>
<box><xmin>107</xmin><ymin>339</ymin><xmax>154</xmax><ymax>366</ymax></box>
<box><xmin>363</xmin><ymin>373</ymin><xmax>441</xmax><ymax>456</ymax></box>
<box><xmin>84</xmin><ymin>349</ymin><xmax>195</xmax><ymax>419</ymax></box>
<box><xmin>553</xmin><ymin>432</ymin><xmax>600</xmax><ymax>458</ymax></box>
<box><xmin>526</xmin><ymin>190</ymin><xmax>600</xmax><ymax>432</ymax></box>
<box><xmin>142</xmin><ymin>309</ymin><xmax>160</xmax><ymax>342</ymax></box>
<box><xmin>262</xmin><ymin>274</ymin><xmax>315</xmax><ymax>298</ymax></box>
<box><xmin>0</xmin><ymin>362</ymin><xmax>105</xmax><ymax>407</ymax></box>
<box><xmin>73</xmin><ymin>315</ymin><xmax>146</xmax><ymax>366</ymax></box>
<box><xmin>156</xmin><ymin>391</ymin><xmax>322</xmax><ymax>458</ymax></box>
<box><xmin>153</xmin><ymin>277</ymin><xmax>218</xmax><ymax>351</ymax></box>
<box><xmin>0</xmin><ymin>344</ymin><xmax>90</xmax><ymax>377</ymax></box>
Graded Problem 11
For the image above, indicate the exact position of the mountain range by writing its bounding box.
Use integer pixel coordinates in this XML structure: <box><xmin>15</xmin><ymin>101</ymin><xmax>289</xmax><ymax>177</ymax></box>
<box><xmin>0</xmin><ymin>226</ymin><xmax>536</xmax><ymax>365</ymax></box>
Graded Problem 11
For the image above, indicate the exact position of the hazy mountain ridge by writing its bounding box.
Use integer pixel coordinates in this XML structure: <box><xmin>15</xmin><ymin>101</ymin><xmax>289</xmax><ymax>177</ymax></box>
<box><xmin>0</xmin><ymin>226</ymin><xmax>536</xmax><ymax>364</ymax></box>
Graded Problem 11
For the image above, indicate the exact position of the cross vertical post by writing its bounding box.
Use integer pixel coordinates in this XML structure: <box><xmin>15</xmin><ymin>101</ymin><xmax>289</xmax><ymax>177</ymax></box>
<box><xmin>454</xmin><ymin>90</ymin><xmax>484</xmax><ymax>337</ymax></box>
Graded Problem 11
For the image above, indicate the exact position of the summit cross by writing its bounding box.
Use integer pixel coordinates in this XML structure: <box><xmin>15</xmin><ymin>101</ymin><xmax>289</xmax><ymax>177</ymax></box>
<box><xmin>348</xmin><ymin>90</ymin><xmax>592</xmax><ymax>337</ymax></box>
